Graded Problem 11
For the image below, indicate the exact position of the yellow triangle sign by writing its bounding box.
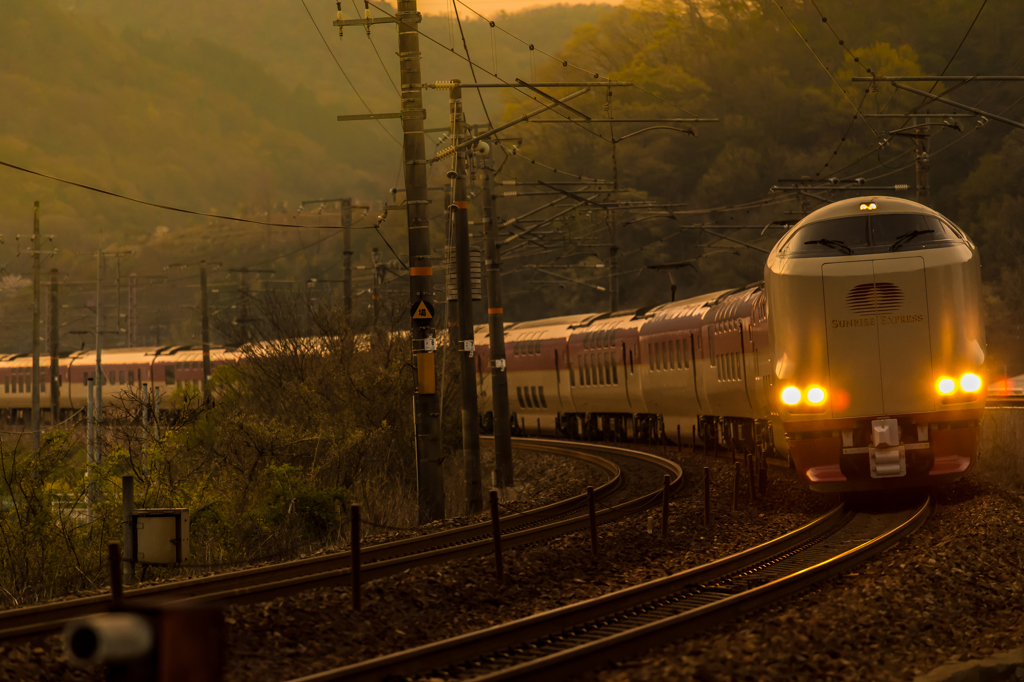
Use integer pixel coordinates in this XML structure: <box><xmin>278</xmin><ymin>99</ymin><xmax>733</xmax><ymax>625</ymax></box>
<box><xmin>412</xmin><ymin>300</ymin><xmax>433</xmax><ymax>320</ymax></box>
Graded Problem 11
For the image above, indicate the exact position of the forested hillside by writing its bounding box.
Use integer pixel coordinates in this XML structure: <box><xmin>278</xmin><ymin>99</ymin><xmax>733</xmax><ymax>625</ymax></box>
<box><xmin>3</xmin><ymin>0</ymin><xmax>1024</xmax><ymax>370</ymax></box>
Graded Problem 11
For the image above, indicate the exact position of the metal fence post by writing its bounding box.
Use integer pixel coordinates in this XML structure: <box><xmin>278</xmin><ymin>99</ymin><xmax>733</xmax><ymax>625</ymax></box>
<box><xmin>108</xmin><ymin>542</ymin><xmax>123</xmax><ymax>609</ymax></box>
<box><xmin>351</xmin><ymin>504</ymin><xmax>361</xmax><ymax>611</ymax></box>
<box><xmin>489</xmin><ymin>490</ymin><xmax>503</xmax><ymax>582</ymax></box>
<box><xmin>662</xmin><ymin>474</ymin><xmax>671</xmax><ymax>537</ymax></box>
<box><xmin>587</xmin><ymin>486</ymin><xmax>598</xmax><ymax>557</ymax></box>
<box><xmin>703</xmin><ymin>467</ymin><xmax>711</xmax><ymax>526</ymax></box>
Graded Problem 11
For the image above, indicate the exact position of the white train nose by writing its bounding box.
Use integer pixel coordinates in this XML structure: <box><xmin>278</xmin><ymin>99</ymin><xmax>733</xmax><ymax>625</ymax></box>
<box><xmin>822</xmin><ymin>256</ymin><xmax>933</xmax><ymax>418</ymax></box>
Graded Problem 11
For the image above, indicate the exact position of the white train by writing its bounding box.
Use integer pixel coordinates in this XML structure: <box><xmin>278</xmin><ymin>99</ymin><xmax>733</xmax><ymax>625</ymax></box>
<box><xmin>476</xmin><ymin>197</ymin><xmax>985</xmax><ymax>492</ymax></box>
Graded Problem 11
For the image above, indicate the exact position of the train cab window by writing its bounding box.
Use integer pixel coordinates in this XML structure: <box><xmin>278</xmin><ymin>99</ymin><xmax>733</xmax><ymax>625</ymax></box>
<box><xmin>538</xmin><ymin>386</ymin><xmax>547</xmax><ymax>408</ymax></box>
<box><xmin>780</xmin><ymin>213</ymin><xmax>958</xmax><ymax>257</ymax></box>
<box><xmin>530</xmin><ymin>386</ymin><xmax>540</xmax><ymax>407</ymax></box>
<box><xmin>516</xmin><ymin>386</ymin><xmax>525</xmax><ymax>408</ymax></box>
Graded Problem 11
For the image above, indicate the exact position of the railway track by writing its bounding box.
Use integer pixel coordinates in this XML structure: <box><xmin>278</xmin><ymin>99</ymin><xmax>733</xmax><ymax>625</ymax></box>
<box><xmin>0</xmin><ymin>438</ymin><xmax>682</xmax><ymax>642</ymax></box>
<box><xmin>289</xmin><ymin>495</ymin><xmax>932</xmax><ymax>682</ymax></box>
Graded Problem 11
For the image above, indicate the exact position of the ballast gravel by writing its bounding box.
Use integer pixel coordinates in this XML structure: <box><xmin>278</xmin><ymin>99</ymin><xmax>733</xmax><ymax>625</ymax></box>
<box><xmin>1</xmin><ymin>444</ymin><xmax>1020</xmax><ymax>682</ymax></box>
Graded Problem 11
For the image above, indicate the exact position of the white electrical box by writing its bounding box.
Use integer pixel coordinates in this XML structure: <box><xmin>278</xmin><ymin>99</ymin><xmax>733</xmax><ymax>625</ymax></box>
<box><xmin>133</xmin><ymin>508</ymin><xmax>189</xmax><ymax>565</ymax></box>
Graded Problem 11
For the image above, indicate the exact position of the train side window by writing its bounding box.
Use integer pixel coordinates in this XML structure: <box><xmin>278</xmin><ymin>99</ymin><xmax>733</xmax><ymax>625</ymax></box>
<box><xmin>129</xmin><ymin>370</ymin><xmax>135</xmax><ymax>385</ymax></box>
<box><xmin>554</xmin><ymin>350</ymin><xmax>560</xmax><ymax>384</ymax></box>
<box><xmin>18</xmin><ymin>375</ymin><xmax>23</xmax><ymax>393</ymax></box>
<box><xmin>531</xmin><ymin>386</ymin><xmax>540</xmax><ymax>407</ymax></box>
<box><xmin>83</xmin><ymin>372</ymin><xmax>88</xmax><ymax>387</ymax></box>
<box><xmin>604</xmin><ymin>352</ymin><xmax>611</xmax><ymax>384</ymax></box>
<box><xmin>3</xmin><ymin>376</ymin><xmax>7</xmax><ymax>394</ymax></box>
<box><xmin>166</xmin><ymin>366</ymin><xmax>176</xmax><ymax>385</ymax></box>
<box><xmin>610</xmin><ymin>330</ymin><xmax>617</xmax><ymax>347</ymax></box>
<box><xmin>682</xmin><ymin>338</ymin><xmax>690</xmax><ymax>369</ymax></box>
<box><xmin>668</xmin><ymin>341</ymin><xmax>675</xmax><ymax>369</ymax></box>
<box><xmin>538</xmin><ymin>386</ymin><xmax>547</xmax><ymax>408</ymax></box>
<box><xmin>612</xmin><ymin>351</ymin><xmax>619</xmax><ymax>385</ymax></box>
<box><xmin>535</xmin><ymin>339</ymin><xmax>542</xmax><ymax>355</ymax></box>
<box><xmin>708</xmin><ymin>332</ymin><xmax>716</xmax><ymax>366</ymax></box>
<box><xmin>578</xmin><ymin>360</ymin><xmax>584</xmax><ymax>386</ymax></box>
<box><xmin>119</xmin><ymin>371</ymin><xmax>125</xmax><ymax>385</ymax></box>
<box><xmin>648</xmin><ymin>344</ymin><xmax>654</xmax><ymax>371</ymax></box>
<box><xmin>516</xmin><ymin>386</ymin><xmax>525</xmax><ymax>408</ymax></box>
<box><xmin>569</xmin><ymin>357</ymin><xmax>575</xmax><ymax>386</ymax></box>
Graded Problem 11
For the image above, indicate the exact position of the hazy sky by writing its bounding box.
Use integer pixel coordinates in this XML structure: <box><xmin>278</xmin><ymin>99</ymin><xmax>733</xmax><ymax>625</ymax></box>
<box><xmin>419</xmin><ymin>0</ymin><xmax>621</xmax><ymax>16</ymax></box>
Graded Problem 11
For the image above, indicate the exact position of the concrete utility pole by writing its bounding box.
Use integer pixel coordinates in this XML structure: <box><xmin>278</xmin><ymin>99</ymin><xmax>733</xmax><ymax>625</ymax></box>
<box><xmin>128</xmin><ymin>273</ymin><xmax>137</xmax><ymax>347</ymax></box>
<box><xmin>95</xmin><ymin>252</ymin><xmax>103</xmax><ymax>465</ymax></box>
<box><xmin>200</xmin><ymin>261</ymin><xmax>211</xmax><ymax>399</ymax></box>
<box><xmin>915</xmin><ymin>116</ymin><xmax>930</xmax><ymax>206</ymax></box>
<box><xmin>49</xmin><ymin>269</ymin><xmax>59</xmax><ymax>424</ymax></box>
<box><xmin>342</xmin><ymin>198</ymin><xmax>353</xmax><ymax>325</ymax></box>
<box><xmin>605</xmin><ymin>89</ymin><xmax>620</xmax><ymax>312</ymax></box>
<box><xmin>450</xmin><ymin>82</ymin><xmax>483</xmax><ymax>513</ymax></box>
<box><xmin>481</xmin><ymin>152</ymin><xmax>514</xmax><ymax>489</ymax></box>
<box><xmin>371</xmin><ymin>246</ymin><xmax>382</xmax><ymax>322</ymax></box>
<box><xmin>396</xmin><ymin>0</ymin><xmax>445</xmax><ymax>522</ymax></box>
<box><xmin>31</xmin><ymin>202</ymin><xmax>41</xmax><ymax>451</ymax></box>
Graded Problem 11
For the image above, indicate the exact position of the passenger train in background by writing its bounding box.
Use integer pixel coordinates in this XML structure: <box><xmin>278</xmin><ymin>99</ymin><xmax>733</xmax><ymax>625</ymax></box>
<box><xmin>475</xmin><ymin>197</ymin><xmax>986</xmax><ymax>492</ymax></box>
<box><xmin>0</xmin><ymin>346</ymin><xmax>237</xmax><ymax>421</ymax></box>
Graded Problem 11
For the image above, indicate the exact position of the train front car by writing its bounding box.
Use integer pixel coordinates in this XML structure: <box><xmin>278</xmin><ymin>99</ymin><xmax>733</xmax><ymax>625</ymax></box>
<box><xmin>766</xmin><ymin>196</ymin><xmax>984</xmax><ymax>492</ymax></box>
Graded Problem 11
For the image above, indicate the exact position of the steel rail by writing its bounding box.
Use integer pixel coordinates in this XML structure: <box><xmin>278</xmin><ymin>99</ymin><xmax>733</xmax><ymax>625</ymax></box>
<box><xmin>0</xmin><ymin>439</ymin><xmax>680</xmax><ymax>642</ymax></box>
<box><xmin>292</xmin><ymin>497</ymin><xmax>931</xmax><ymax>682</ymax></box>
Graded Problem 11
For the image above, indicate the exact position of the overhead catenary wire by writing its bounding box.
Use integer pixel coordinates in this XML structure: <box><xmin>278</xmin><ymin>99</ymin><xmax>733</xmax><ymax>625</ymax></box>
<box><xmin>771</xmin><ymin>0</ymin><xmax>879</xmax><ymax>141</ymax></box>
<box><xmin>0</xmin><ymin>159</ymin><xmax>383</xmax><ymax>231</ymax></box>
<box><xmin>299</xmin><ymin>0</ymin><xmax>401</xmax><ymax>146</ymax></box>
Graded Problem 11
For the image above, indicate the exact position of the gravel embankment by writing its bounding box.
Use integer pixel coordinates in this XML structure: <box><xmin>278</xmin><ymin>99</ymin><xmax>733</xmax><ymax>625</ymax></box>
<box><xmin>591</xmin><ymin>475</ymin><xmax>1024</xmax><ymax>682</ymax></box>
<box><xmin>4</xmin><ymin>444</ymin><xmax>1018</xmax><ymax>682</ymax></box>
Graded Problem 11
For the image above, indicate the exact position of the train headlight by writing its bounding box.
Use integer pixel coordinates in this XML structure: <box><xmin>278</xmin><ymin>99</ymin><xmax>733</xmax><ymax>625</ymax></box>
<box><xmin>936</xmin><ymin>377</ymin><xmax>956</xmax><ymax>395</ymax></box>
<box><xmin>806</xmin><ymin>387</ymin><xmax>827</xmax><ymax>404</ymax></box>
<box><xmin>781</xmin><ymin>386</ymin><xmax>801</xmax><ymax>405</ymax></box>
<box><xmin>960</xmin><ymin>373</ymin><xmax>982</xmax><ymax>392</ymax></box>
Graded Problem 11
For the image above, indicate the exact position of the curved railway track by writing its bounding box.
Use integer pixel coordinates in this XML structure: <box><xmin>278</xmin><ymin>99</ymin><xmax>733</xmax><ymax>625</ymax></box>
<box><xmin>0</xmin><ymin>438</ymin><xmax>682</xmax><ymax>642</ymax></box>
<box><xmin>289</xmin><ymin>495</ymin><xmax>932</xmax><ymax>682</ymax></box>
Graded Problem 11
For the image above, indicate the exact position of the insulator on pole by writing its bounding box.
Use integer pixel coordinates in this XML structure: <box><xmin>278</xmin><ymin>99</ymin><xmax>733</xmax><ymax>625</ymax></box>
<box><xmin>336</xmin><ymin>2</ymin><xmax>343</xmax><ymax>38</ymax></box>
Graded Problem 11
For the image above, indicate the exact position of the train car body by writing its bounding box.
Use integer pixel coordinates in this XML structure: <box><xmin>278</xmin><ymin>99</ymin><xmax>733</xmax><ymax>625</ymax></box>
<box><xmin>475</xmin><ymin>196</ymin><xmax>984</xmax><ymax>493</ymax></box>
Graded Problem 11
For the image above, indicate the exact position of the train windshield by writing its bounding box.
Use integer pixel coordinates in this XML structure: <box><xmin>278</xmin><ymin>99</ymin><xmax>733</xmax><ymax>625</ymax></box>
<box><xmin>778</xmin><ymin>214</ymin><xmax>962</xmax><ymax>257</ymax></box>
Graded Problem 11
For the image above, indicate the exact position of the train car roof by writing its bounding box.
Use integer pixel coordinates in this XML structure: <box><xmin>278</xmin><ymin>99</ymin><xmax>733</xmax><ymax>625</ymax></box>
<box><xmin>794</xmin><ymin>196</ymin><xmax>943</xmax><ymax>226</ymax></box>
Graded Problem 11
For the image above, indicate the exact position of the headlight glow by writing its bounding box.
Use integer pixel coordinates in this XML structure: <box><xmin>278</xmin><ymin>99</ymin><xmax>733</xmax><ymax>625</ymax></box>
<box><xmin>960</xmin><ymin>373</ymin><xmax>982</xmax><ymax>392</ymax></box>
<box><xmin>806</xmin><ymin>387</ymin><xmax>826</xmax><ymax>404</ymax></box>
<box><xmin>937</xmin><ymin>377</ymin><xmax>956</xmax><ymax>395</ymax></box>
<box><xmin>781</xmin><ymin>386</ymin><xmax>801</xmax><ymax>405</ymax></box>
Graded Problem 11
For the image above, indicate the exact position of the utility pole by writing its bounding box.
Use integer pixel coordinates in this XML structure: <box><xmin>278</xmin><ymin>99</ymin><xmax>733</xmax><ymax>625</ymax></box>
<box><xmin>49</xmin><ymin>269</ymin><xmax>59</xmax><ymax>425</ymax></box>
<box><xmin>95</xmin><ymin>252</ymin><xmax>103</xmax><ymax>465</ymax></box>
<box><xmin>450</xmin><ymin>82</ymin><xmax>483</xmax><ymax>513</ymax></box>
<box><xmin>915</xmin><ymin>116</ymin><xmax>930</xmax><ymax>206</ymax></box>
<box><xmin>31</xmin><ymin>202</ymin><xmax>41</xmax><ymax>451</ymax></box>
<box><xmin>371</xmin><ymin>246</ymin><xmax>382</xmax><ymax>323</ymax></box>
<box><xmin>395</xmin><ymin>0</ymin><xmax>445</xmax><ymax>522</ymax></box>
<box><xmin>128</xmin><ymin>274</ymin><xmax>137</xmax><ymax>347</ymax></box>
<box><xmin>605</xmin><ymin>89</ymin><xmax>620</xmax><ymax>312</ymax></box>
<box><xmin>200</xmin><ymin>261</ymin><xmax>211</xmax><ymax>399</ymax></box>
<box><xmin>342</xmin><ymin>199</ymin><xmax>353</xmax><ymax>325</ymax></box>
<box><xmin>481</xmin><ymin>151</ymin><xmax>514</xmax><ymax>489</ymax></box>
